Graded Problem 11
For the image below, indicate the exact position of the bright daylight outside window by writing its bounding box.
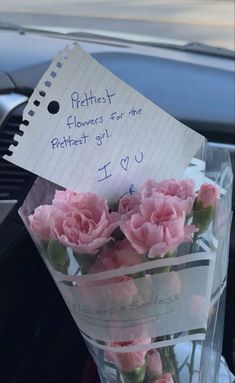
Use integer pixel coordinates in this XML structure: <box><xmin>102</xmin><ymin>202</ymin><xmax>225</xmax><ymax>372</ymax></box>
<box><xmin>0</xmin><ymin>2</ymin><xmax>234</xmax><ymax>383</ymax></box>
<box><xmin>0</xmin><ymin>0</ymin><xmax>234</xmax><ymax>53</ymax></box>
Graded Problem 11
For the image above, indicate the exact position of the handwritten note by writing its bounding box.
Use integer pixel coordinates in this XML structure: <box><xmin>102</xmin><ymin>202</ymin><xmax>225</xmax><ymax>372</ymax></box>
<box><xmin>4</xmin><ymin>43</ymin><xmax>205</xmax><ymax>201</ymax></box>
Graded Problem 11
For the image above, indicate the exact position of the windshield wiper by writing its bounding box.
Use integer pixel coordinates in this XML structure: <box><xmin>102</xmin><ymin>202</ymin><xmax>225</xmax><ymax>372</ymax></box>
<box><xmin>66</xmin><ymin>31</ymin><xmax>235</xmax><ymax>58</ymax></box>
<box><xmin>0</xmin><ymin>21</ymin><xmax>26</xmax><ymax>34</ymax></box>
<box><xmin>183</xmin><ymin>42</ymin><xmax>235</xmax><ymax>59</ymax></box>
<box><xmin>1</xmin><ymin>22</ymin><xmax>234</xmax><ymax>59</ymax></box>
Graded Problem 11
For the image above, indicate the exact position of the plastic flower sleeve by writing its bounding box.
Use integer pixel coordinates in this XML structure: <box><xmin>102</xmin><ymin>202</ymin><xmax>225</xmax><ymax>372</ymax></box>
<box><xmin>19</xmin><ymin>146</ymin><xmax>233</xmax><ymax>383</ymax></box>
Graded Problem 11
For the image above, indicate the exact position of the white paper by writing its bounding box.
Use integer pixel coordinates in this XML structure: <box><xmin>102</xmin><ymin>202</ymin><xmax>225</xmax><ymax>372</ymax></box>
<box><xmin>4</xmin><ymin>43</ymin><xmax>205</xmax><ymax>201</ymax></box>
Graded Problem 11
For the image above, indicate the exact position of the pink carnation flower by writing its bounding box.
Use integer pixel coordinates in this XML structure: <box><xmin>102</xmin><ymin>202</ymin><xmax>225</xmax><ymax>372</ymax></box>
<box><xmin>118</xmin><ymin>193</ymin><xmax>141</xmax><ymax>218</ymax></box>
<box><xmin>154</xmin><ymin>373</ymin><xmax>174</xmax><ymax>383</ymax></box>
<box><xmin>88</xmin><ymin>241</ymin><xmax>139</xmax><ymax>305</ymax></box>
<box><xmin>121</xmin><ymin>194</ymin><xmax>197</xmax><ymax>258</ymax></box>
<box><xmin>141</xmin><ymin>179</ymin><xmax>196</xmax><ymax>214</ymax></box>
<box><xmin>167</xmin><ymin>271</ymin><xmax>181</xmax><ymax>297</ymax></box>
<box><xmin>78</xmin><ymin>263</ymin><xmax>137</xmax><ymax>309</ymax></box>
<box><xmin>29</xmin><ymin>190</ymin><xmax>119</xmax><ymax>254</ymax></box>
<box><xmin>146</xmin><ymin>349</ymin><xmax>163</xmax><ymax>378</ymax></box>
<box><xmin>197</xmin><ymin>183</ymin><xmax>220</xmax><ymax>208</ymax></box>
<box><xmin>78</xmin><ymin>272</ymin><xmax>137</xmax><ymax>309</ymax></box>
<box><xmin>89</xmin><ymin>239</ymin><xmax>142</xmax><ymax>273</ymax></box>
<box><xmin>29</xmin><ymin>204</ymin><xmax>61</xmax><ymax>240</ymax></box>
<box><xmin>107</xmin><ymin>275</ymin><xmax>138</xmax><ymax>305</ymax></box>
<box><xmin>88</xmin><ymin>248</ymin><xmax>117</xmax><ymax>274</ymax></box>
<box><xmin>106</xmin><ymin>338</ymin><xmax>151</xmax><ymax>372</ymax></box>
<box><xmin>114</xmin><ymin>239</ymin><xmax>142</xmax><ymax>267</ymax></box>
<box><xmin>52</xmin><ymin>189</ymin><xmax>77</xmax><ymax>211</ymax></box>
<box><xmin>188</xmin><ymin>294</ymin><xmax>214</xmax><ymax>323</ymax></box>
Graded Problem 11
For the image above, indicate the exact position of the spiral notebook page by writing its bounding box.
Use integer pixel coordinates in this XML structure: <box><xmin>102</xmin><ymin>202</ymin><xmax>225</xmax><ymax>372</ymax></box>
<box><xmin>4</xmin><ymin>43</ymin><xmax>205</xmax><ymax>201</ymax></box>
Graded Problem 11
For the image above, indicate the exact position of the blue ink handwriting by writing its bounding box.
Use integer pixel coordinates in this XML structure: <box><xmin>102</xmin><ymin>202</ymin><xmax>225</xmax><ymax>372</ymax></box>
<box><xmin>71</xmin><ymin>89</ymin><xmax>116</xmax><ymax>109</ymax></box>
<box><xmin>135</xmin><ymin>151</ymin><xmax>144</xmax><ymax>163</ymax></box>
<box><xmin>120</xmin><ymin>156</ymin><xmax>129</xmax><ymax>171</ymax></box>
<box><xmin>121</xmin><ymin>184</ymin><xmax>136</xmax><ymax>198</ymax></box>
<box><xmin>98</xmin><ymin>152</ymin><xmax>144</xmax><ymax>182</ymax></box>
<box><xmin>51</xmin><ymin>133</ymin><xmax>89</xmax><ymax>149</ymax></box>
<box><xmin>129</xmin><ymin>184</ymin><xmax>135</xmax><ymax>194</ymax></box>
<box><xmin>96</xmin><ymin>129</ymin><xmax>111</xmax><ymax>146</ymax></box>
<box><xmin>110</xmin><ymin>112</ymin><xmax>125</xmax><ymax>121</ymax></box>
<box><xmin>98</xmin><ymin>161</ymin><xmax>112</xmax><ymax>182</ymax></box>
<box><xmin>110</xmin><ymin>108</ymin><xmax>142</xmax><ymax>122</ymax></box>
<box><xmin>67</xmin><ymin>115</ymin><xmax>103</xmax><ymax>129</ymax></box>
<box><xmin>128</xmin><ymin>107</ymin><xmax>142</xmax><ymax>116</ymax></box>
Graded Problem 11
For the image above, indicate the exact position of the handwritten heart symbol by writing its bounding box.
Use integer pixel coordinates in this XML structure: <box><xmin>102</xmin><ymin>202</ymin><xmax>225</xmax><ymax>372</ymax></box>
<box><xmin>120</xmin><ymin>156</ymin><xmax>129</xmax><ymax>171</ymax></box>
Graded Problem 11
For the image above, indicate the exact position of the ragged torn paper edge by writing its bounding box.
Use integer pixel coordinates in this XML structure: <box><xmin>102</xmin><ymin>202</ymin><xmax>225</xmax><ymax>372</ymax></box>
<box><xmin>4</xmin><ymin>42</ymin><xmax>205</xmax><ymax>201</ymax></box>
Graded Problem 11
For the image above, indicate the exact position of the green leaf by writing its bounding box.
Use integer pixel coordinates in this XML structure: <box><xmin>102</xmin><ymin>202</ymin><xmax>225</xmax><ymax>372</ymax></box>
<box><xmin>150</xmin><ymin>266</ymin><xmax>171</xmax><ymax>274</ymax></box>
<box><xmin>73</xmin><ymin>252</ymin><xmax>96</xmax><ymax>274</ymax></box>
<box><xmin>189</xmin><ymin>328</ymin><xmax>206</xmax><ymax>335</ymax></box>
<box><xmin>122</xmin><ymin>365</ymin><xmax>146</xmax><ymax>383</ymax></box>
<box><xmin>128</xmin><ymin>271</ymin><xmax>145</xmax><ymax>279</ymax></box>
<box><xmin>47</xmin><ymin>240</ymin><xmax>70</xmax><ymax>274</ymax></box>
<box><xmin>192</xmin><ymin>202</ymin><xmax>214</xmax><ymax>233</ymax></box>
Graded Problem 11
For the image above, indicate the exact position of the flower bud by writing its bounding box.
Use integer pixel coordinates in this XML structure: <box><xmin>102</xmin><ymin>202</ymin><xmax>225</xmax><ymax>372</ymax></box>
<box><xmin>154</xmin><ymin>372</ymin><xmax>174</xmax><ymax>383</ymax></box>
<box><xmin>192</xmin><ymin>183</ymin><xmax>220</xmax><ymax>233</ymax></box>
<box><xmin>146</xmin><ymin>350</ymin><xmax>163</xmax><ymax>378</ymax></box>
<box><xmin>122</xmin><ymin>365</ymin><xmax>146</xmax><ymax>383</ymax></box>
<box><xmin>197</xmin><ymin>183</ymin><xmax>220</xmax><ymax>209</ymax></box>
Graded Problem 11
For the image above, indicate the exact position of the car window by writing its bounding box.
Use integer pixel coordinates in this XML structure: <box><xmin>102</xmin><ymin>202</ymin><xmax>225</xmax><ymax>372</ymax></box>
<box><xmin>0</xmin><ymin>2</ymin><xmax>234</xmax><ymax>383</ymax></box>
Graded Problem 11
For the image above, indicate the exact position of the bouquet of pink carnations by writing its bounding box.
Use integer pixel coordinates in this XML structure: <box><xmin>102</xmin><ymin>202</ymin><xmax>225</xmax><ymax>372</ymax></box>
<box><xmin>19</xmin><ymin>147</ymin><xmax>233</xmax><ymax>383</ymax></box>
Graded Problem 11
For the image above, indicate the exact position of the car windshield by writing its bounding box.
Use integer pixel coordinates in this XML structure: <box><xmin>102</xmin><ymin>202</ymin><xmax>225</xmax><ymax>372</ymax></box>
<box><xmin>0</xmin><ymin>0</ymin><xmax>234</xmax><ymax>53</ymax></box>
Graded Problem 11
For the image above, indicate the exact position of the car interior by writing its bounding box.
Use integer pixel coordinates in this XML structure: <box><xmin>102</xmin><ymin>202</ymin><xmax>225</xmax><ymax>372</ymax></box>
<box><xmin>0</xmin><ymin>24</ymin><xmax>234</xmax><ymax>383</ymax></box>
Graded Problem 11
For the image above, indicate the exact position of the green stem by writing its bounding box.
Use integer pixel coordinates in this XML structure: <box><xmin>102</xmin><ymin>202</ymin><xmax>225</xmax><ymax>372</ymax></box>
<box><xmin>73</xmin><ymin>252</ymin><xmax>96</xmax><ymax>274</ymax></box>
<box><xmin>169</xmin><ymin>346</ymin><xmax>180</xmax><ymax>383</ymax></box>
<box><xmin>189</xmin><ymin>231</ymin><xmax>201</xmax><ymax>254</ymax></box>
<box><xmin>189</xmin><ymin>341</ymin><xmax>197</xmax><ymax>383</ymax></box>
<box><xmin>160</xmin><ymin>345</ymin><xmax>179</xmax><ymax>382</ymax></box>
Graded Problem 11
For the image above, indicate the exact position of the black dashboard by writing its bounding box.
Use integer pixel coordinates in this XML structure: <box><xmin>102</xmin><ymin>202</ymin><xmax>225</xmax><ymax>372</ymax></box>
<box><xmin>0</xmin><ymin>29</ymin><xmax>234</xmax><ymax>383</ymax></box>
<box><xmin>1</xmin><ymin>31</ymin><xmax>234</xmax><ymax>130</ymax></box>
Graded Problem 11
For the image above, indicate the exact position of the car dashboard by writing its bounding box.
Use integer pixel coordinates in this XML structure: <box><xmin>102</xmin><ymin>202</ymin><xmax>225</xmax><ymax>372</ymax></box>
<box><xmin>0</xmin><ymin>29</ymin><xmax>234</xmax><ymax>383</ymax></box>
